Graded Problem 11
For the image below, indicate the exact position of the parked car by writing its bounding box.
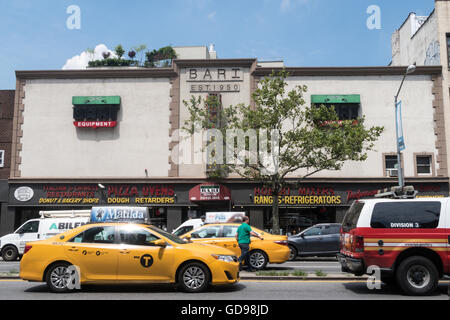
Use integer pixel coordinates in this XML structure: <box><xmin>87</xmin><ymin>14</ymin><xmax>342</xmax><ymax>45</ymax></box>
<box><xmin>287</xmin><ymin>223</ymin><xmax>341</xmax><ymax>260</ymax></box>
<box><xmin>180</xmin><ymin>223</ymin><xmax>290</xmax><ymax>270</ymax></box>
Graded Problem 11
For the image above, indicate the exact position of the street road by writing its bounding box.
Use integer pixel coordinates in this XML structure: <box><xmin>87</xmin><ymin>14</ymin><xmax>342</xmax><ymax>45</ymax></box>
<box><xmin>0</xmin><ymin>279</ymin><xmax>448</xmax><ymax>300</ymax></box>
<box><xmin>0</xmin><ymin>259</ymin><xmax>341</xmax><ymax>274</ymax></box>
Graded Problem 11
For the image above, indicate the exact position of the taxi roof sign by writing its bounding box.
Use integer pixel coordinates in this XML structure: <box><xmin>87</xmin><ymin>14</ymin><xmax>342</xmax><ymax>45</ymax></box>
<box><xmin>90</xmin><ymin>207</ymin><xmax>150</xmax><ymax>224</ymax></box>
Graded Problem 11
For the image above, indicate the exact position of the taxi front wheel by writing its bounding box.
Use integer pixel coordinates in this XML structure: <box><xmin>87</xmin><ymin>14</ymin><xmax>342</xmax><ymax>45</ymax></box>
<box><xmin>178</xmin><ymin>262</ymin><xmax>211</xmax><ymax>293</ymax></box>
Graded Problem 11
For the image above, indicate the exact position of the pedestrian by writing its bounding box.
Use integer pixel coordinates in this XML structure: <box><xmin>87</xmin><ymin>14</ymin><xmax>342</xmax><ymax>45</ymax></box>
<box><xmin>200</xmin><ymin>215</ymin><xmax>206</xmax><ymax>226</ymax></box>
<box><xmin>235</xmin><ymin>216</ymin><xmax>264</xmax><ymax>272</ymax></box>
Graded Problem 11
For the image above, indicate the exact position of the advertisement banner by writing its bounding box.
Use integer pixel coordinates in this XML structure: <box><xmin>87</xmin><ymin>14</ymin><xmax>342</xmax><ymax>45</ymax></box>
<box><xmin>396</xmin><ymin>101</ymin><xmax>405</xmax><ymax>151</ymax></box>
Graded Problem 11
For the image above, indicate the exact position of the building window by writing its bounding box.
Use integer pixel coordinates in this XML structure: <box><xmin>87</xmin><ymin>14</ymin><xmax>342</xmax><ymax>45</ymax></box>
<box><xmin>384</xmin><ymin>155</ymin><xmax>398</xmax><ymax>177</ymax></box>
<box><xmin>311</xmin><ymin>95</ymin><xmax>360</xmax><ymax>121</ymax></box>
<box><xmin>447</xmin><ymin>34</ymin><xmax>450</xmax><ymax>69</ymax></box>
<box><xmin>0</xmin><ymin>150</ymin><xmax>4</xmax><ymax>168</ymax></box>
<box><xmin>416</xmin><ymin>155</ymin><xmax>432</xmax><ymax>175</ymax></box>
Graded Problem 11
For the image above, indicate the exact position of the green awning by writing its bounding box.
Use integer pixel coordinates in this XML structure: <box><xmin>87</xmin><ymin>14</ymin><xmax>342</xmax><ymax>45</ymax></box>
<box><xmin>72</xmin><ymin>96</ymin><xmax>121</xmax><ymax>105</ymax></box>
<box><xmin>311</xmin><ymin>95</ymin><xmax>360</xmax><ymax>104</ymax></box>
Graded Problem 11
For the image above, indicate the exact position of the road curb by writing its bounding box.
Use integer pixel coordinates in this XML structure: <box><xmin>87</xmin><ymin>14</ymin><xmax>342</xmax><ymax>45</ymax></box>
<box><xmin>240</xmin><ymin>276</ymin><xmax>368</xmax><ymax>281</ymax></box>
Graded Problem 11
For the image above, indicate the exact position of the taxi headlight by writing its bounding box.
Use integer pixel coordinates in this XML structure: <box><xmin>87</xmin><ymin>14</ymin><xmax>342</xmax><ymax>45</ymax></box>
<box><xmin>211</xmin><ymin>254</ymin><xmax>237</xmax><ymax>263</ymax></box>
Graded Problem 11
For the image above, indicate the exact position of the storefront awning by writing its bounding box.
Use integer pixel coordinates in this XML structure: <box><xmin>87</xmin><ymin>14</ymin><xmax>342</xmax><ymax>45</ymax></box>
<box><xmin>311</xmin><ymin>95</ymin><xmax>360</xmax><ymax>104</ymax></box>
<box><xmin>189</xmin><ymin>184</ymin><xmax>231</xmax><ymax>202</ymax></box>
<box><xmin>72</xmin><ymin>96</ymin><xmax>121</xmax><ymax>105</ymax></box>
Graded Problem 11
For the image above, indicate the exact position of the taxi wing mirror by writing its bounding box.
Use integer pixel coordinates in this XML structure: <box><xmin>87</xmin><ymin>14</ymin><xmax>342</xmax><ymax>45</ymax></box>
<box><xmin>154</xmin><ymin>239</ymin><xmax>167</xmax><ymax>247</ymax></box>
<box><xmin>185</xmin><ymin>235</ymin><xmax>191</xmax><ymax>241</ymax></box>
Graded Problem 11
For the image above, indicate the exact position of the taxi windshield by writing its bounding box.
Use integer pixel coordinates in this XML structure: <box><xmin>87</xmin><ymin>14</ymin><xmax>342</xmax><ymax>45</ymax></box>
<box><xmin>146</xmin><ymin>225</ymin><xmax>187</xmax><ymax>244</ymax></box>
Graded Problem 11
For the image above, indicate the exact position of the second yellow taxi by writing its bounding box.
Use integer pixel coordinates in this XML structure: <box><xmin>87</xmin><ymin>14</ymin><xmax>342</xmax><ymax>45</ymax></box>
<box><xmin>20</xmin><ymin>222</ymin><xmax>240</xmax><ymax>293</ymax></box>
<box><xmin>180</xmin><ymin>223</ymin><xmax>290</xmax><ymax>270</ymax></box>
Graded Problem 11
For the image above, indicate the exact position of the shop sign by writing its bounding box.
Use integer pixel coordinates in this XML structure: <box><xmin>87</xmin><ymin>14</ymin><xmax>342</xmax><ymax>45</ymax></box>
<box><xmin>74</xmin><ymin>121</ymin><xmax>117</xmax><ymax>128</ymax></box>
<box><xmin>190</xmin><ymin>184</ymin><xmax>231</xmax><ymax>202</ymax></box>
<box><xmin>253</xmin><ymin>187</ymin><xmax>341</xmax><ymax>206</ymax></box>
<box><xmin>254</xmin><ymin>195</ymin><xmax>342</xmax><ymax>205</ymax></box>
<box><xmin>187</xmin><ymin>68</ymin><xmax>243</xmax><ymax>93</ymax></box>
<box><xmin>14</xmin><ymin>187</ymin><xmax>34</xmax><ymax>202</ymax></box>
<box><xmin>21</xmin><ymin>184</ymin><xmax>176</xmax><ymax>206</ymax></box>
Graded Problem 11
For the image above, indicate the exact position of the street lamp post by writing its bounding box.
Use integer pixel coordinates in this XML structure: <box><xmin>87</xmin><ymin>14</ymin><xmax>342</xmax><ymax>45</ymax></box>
<box><xmin>394</xmin><ymin>64</ymin><xmax>416</xmax><ymax>189</ymax></box>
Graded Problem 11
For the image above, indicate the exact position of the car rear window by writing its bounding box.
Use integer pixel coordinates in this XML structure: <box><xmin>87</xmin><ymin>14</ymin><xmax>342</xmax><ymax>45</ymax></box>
<box><xmin>342</xmin><ymin>202</ymin><xmax>365</xmax><ymax>232</ymax></box>
<box><xmin>371</xmin><ymin>201</ymin><xmax>441</xmax><ymax>229</ymax></box>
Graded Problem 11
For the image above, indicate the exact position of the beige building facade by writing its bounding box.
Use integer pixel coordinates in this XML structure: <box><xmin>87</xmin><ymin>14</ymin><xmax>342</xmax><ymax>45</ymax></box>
<box><xmin>391</xmin><ymin>0</ymin><xmax>450</xmax><ymax>177</ymax></box>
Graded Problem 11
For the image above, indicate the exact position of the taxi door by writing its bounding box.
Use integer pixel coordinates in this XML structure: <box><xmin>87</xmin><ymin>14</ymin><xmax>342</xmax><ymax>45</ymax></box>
<box><xmin>218</xmin><ymin>225</ymin><xmax>241</xmax><ymax>256</ymax></box>
<box><xmin>64</xmin><ymin>225</ymin><xmax>119</xmax><ymax>281</ymax></box>
<box><xmin>117</xmin><ymin>226</ymin><xmax>174</xmax><ymax>282</ymax></box>
<box><xmin>189</xmin><ymin>225</ymin><xmax>223</xmax><ymax>247</ymax></box>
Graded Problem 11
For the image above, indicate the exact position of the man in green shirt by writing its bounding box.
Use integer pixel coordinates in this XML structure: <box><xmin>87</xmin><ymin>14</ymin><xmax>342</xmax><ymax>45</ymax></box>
<box><xmin>235</xmin><ymin>216</ymin><xmax>264</xmax><ymax>271</ymax></box>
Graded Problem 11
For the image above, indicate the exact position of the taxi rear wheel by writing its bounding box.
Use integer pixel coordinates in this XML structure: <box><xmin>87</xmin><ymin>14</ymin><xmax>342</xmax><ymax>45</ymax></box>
<box><xmin>249</xmin><ymin>250</ymin><xmax>268</xmax><ymax>270</ymax></box>
<box><xmin>178</xmin><ymin>262</ymin><xmax>210</xmax><ymax>293</ymax></box>
<box><xmin>45</xmin><ymin>262</ymin><xmax>77</xmax><ymax>293</ymax></box>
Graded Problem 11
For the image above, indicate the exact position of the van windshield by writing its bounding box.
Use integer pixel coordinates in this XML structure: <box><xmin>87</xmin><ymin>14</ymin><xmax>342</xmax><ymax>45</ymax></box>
<box><xmin>342</xmin><ymin>202</ymin><xmax>365</xmax><ymax>232</ymax></box>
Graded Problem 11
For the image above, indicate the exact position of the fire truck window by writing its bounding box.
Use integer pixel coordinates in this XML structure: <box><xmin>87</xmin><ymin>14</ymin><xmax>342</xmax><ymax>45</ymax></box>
<box><xmin>371</xmin><ymin>202</ymin><xmax>441</xmax><ymax>229</ymax></box>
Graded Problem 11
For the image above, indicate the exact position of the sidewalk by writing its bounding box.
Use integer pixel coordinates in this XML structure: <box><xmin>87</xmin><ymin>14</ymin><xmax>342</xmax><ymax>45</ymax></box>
<box><xmin>239</xmin><ymin>270</ymin><xmax>368</xmax><ymax>281</ymax></box>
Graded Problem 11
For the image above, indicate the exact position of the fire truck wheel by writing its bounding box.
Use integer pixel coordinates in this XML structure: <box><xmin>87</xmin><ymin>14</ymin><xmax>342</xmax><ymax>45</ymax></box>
<box><xmin>396</xmin><ymin>256</ymin><xmax>439</xmax><ymax>296</ymax></box>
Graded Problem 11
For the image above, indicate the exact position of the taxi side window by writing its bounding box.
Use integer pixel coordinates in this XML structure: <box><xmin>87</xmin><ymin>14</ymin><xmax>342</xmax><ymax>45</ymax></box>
<box><xmin>222</xmin><ymin>226</ymin><xmax>239</xmax><ymax>238</ymax></box>
<box><xmin>191</xmin><ymin>226</ymin><xmax>221</xmax><ymax>239</ymax></box>
<box><xmin>119</xmin><ymin>228</ymin><xmax>160</xmax><ymax>246</ymax></box>
<box><xmin>69</xmin><ymin>226</ymin><xmax>115</xmax><ymax>244</ymax></box>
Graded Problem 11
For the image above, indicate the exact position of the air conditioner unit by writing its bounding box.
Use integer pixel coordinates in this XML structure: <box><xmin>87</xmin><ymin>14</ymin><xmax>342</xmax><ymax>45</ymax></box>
<box><xmin>386</xmin><ymin>169</ymin><xmax>398</xmax><ymax>177</ymax></box>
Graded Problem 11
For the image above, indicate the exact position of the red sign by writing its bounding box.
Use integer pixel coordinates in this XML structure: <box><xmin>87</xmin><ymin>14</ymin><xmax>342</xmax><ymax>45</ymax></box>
<box><xmin>74</xmin><ymin>121</ymin><xmax>117</xmax><ymax>128</ymax></box>
<box><xmin>189</xmin><ymin>184</ymin><xmax>231</xmax><ymax>202</ymax></box>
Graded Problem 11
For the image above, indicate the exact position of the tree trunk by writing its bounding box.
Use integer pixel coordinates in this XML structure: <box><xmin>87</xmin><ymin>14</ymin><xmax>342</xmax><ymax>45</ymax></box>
<box><xmin>272</xmin><ymin>187</ymin><xmax>280</xmax><ymax>235</ymax></box>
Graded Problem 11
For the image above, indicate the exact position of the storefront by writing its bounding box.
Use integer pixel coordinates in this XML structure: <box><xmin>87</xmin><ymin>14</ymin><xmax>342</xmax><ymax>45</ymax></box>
<box><xmin>7</xmin><ymin>179</ymin><xmax>448</xmax><ymax>235</ymax></box>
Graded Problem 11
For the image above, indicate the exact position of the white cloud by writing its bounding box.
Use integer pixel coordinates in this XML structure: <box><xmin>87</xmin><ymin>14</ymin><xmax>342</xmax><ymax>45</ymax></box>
<box><xmin>207</xmin><ymin>11</ymin><xmax>216</xmax><ymax>20</ymax></box>
<box><xmin>62</xmin><ymin>44</ymin><xmax>116</xmax><ymax>70</ymax></box>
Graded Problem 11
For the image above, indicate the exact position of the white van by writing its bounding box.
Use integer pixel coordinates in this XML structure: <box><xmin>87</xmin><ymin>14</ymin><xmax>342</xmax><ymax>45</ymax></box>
<box><xmin>172</xmin><ymin>219</ymin><xmax>205</xmax><ymax>237</ymax></box>
<box><xmin>172</xmin><ymin>212</ymin><xmax>246</xmax><ymax>236</ymax></box>
<box><xmin>0</xmin><ymin>210</ymin><xmax>90</xmax><ymax>261</ymax></box>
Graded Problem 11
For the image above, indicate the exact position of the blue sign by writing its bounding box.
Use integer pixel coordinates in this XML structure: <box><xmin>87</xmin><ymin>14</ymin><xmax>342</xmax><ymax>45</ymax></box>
<box><xmin>396</xmin><ymin>101</ymin><xmax>405</xmax><ymax>151</ymax></box>
<box><xmin>90</xmin><ymin>207</ymin><xmax>149</xmax><ymax>224</ymax></box>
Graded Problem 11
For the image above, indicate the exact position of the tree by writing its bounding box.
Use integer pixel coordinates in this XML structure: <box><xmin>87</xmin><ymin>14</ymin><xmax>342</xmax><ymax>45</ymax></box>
<box><xmin>114</xmin><ymin>44</ymin><xmax>125</xmax><ymax>59</ymax></box>
<box><xmin>183</xmin><ymin>70</ymin><xmax>384</xmax><ymax>234</ymax></box>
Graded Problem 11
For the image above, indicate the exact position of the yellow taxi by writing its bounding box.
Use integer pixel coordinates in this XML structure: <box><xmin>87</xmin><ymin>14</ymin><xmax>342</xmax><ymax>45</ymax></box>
<box><xmin>19</xmin><ymin>223</ymin><xmax>240</xmax><ymax>293</ymax></box>
<box><xmin>180</xmin><ymin>223</ymin><xmax>290</xmax><ymax>270</ymax></box>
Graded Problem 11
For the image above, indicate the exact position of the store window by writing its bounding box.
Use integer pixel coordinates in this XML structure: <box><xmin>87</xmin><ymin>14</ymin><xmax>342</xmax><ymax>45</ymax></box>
<box><xmin>416</xmin><ymin>155</ymin><xmax>432</xmax><ymax>175</ymax></box>
<box><xmin>149</xmin><ymin>207</ymin><xmax>167</xmax><ymax>231</ymax></box>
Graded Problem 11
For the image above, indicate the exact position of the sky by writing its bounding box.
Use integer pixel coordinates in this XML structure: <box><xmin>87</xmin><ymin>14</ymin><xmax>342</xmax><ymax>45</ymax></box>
<box><xmin>0</xmin><ymin>0</ymin><xmax>436</xmax><ymax>89</ymax></box>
